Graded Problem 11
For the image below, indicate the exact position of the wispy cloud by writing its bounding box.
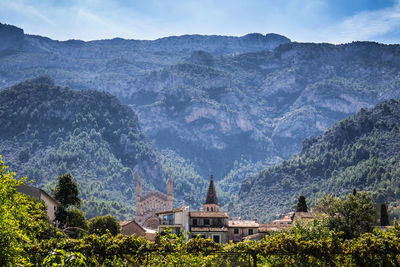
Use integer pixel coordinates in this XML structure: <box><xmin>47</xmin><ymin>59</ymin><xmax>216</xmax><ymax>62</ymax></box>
<box><xmin>0</xmin><ymin>0</ymin><xmax>399</xmax><ymax>43</ymax></box>
<box><xmin>320</xmin><ymin>0</ymin><xmax>400</xmax><ymax>43</ymax></box>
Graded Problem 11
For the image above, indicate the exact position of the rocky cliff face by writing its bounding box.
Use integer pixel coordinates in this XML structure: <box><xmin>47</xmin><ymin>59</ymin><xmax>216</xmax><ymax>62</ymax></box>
<box><xmin>127</xmin><ymin>42</ymin><xmax>400</xmax><ymax>184</ymax></box>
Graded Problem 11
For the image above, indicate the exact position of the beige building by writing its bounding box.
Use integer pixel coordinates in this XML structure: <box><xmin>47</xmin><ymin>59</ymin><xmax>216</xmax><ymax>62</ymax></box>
<box><xmin>135</xmin><ymin>173</ymin><xmax>173</xmax><ymax>229</ymax></box>
<box><xmin>120</xmin><ymin>219</ymin><xmax>156</xmax><ymax>241</ymax></box>
<box><xmin>157</xmin><ymin>206</ymin><xmax>190</xmax><ymax>236</ymax></box>
<box><xmin>120</xmin><ymin>219</ymin><xmax>146</xmax><ymax>237</ymax></box>
<box><xmin>228</xmin><ymin>220</ymin><xmax>259</xmax><ymax>243</ymax></box>
<box><xmin>17</xmin><ymin>184</ymin><xmax>59</xmax><ymax>222</ymax></box>
<box><xmin>292</xmin><ymin>212</ymin><xmax>314</xmax><ymax>223</ymax></box>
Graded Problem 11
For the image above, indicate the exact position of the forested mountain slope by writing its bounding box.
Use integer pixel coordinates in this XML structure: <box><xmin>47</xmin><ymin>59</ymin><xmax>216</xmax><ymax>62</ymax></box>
<box><xmin>0</xmin><ymin>76</ymin><xmax>165</xmax><ymax>219</ymax></box>
<box><xmin>233</xmin><ymin>99</ymin><xmax>400</xmax><ymax>222</ymax></box>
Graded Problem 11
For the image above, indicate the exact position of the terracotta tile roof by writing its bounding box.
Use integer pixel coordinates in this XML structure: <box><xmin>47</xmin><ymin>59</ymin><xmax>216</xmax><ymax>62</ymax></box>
<box><xmin>228</xmin><ymin>220</ymin><xmax>259</xmax><ymax>227</ymax></box>
<box><xmin>191</xmin><ymin>227</ymin><xmax>228</xmax><ymax>232</ymax></box>
<box><xmin>189</xmin><ymin>211</ymin><xmax>228</xmax><ymax>218</ymax></box>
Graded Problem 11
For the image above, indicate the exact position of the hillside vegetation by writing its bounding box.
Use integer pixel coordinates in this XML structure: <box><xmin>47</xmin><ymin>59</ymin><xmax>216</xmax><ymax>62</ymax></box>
<box><xmin>0</xmin><ymin>76</ymin><xmax>163</xmax><ymax>219</ymax></box>
<box><xmin>234</xmin><ymin>98</ymin><xmax>400</xmax><ymax>222</ymax></box>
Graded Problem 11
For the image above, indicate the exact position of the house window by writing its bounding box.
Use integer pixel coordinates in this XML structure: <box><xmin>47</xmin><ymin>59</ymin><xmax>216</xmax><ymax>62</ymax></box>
<box><xmin>193</xmin><ymin>219</ymin><xmax>198</xmax><ymax>226</ymax></box>
<box><xmin>163</xmin><ymin>214</ymin><xmax>173</xmax><ymax>225</ymax></box>
<box><xmin>234</xmin><ymin>228</ymin><xmax>239</xmax><ymax>234</ymax></box>
<box><xmin>204</xmin><ymin>219</ymin><xmax>210</xmax><ymax>225</ymax></box>
<box><xmin>213</xmin><ymin>235</ymin><xmax>220</xmax><ymax>243</ymax></box>
<box><xmin>207</xmin><ymin>207</ymin><xmax>209</xmax><ymax>211</ymax></box>
<box><xmin>248</xmin><ymin>229</ymin><xmax>253</xmax><ymax>235</ymax></box>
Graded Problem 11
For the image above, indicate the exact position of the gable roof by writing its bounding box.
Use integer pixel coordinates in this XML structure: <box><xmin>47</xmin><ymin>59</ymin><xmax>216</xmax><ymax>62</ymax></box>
<box><xmin>204</xmin><ymin>175</ymin><xmax>218</xmax><ymax>205</ymax></box>
<box><xmin>120</xmin><ymin>219</ymin><xmax>145</xmax><ymax>232</ymax></box>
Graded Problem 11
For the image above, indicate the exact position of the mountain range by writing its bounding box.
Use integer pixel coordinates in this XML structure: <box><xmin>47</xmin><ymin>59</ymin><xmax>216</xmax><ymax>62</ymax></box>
<box><xmin>1</xmin><ymin>22</ymin><xmax>400</xmax><ymax>220</ymax></box>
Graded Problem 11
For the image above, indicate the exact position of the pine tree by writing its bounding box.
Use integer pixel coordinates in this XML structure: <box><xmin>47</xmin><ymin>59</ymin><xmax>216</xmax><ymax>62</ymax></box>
<box><xmin>380</xmin><ymin>203</ymin><xmax>389</xmax><ymax>226</ymax></box>
<box><xmin>296</xmin><ymin>195</ymin><xmax>308</xmax><ymax>212</ymax></box>
<box><xmin>53</xmin><ymin>173</ymin><xmax>81</xmax><ymax>227</ymax></box>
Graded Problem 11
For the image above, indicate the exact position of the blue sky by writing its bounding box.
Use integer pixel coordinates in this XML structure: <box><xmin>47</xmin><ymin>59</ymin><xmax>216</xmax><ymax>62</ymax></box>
<box><xmin>1</xmin><ymin>0</ymin><xmax>399</xmax><ymax>44</ymax></box>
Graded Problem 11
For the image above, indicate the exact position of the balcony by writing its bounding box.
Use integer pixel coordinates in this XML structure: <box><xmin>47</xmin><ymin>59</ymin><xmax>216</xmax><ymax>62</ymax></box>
<box><xmin>160</xmin><ymin>219</ymin><xmax>174</xmax><ymax>226</ymax></box>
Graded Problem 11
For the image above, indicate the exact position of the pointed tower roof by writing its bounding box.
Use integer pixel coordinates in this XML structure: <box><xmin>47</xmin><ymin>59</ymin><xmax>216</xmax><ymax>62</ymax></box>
<box><xmin>204</xmin><ymin>175</ymin><xmax>218</xmax><ymax>205</ymax></box>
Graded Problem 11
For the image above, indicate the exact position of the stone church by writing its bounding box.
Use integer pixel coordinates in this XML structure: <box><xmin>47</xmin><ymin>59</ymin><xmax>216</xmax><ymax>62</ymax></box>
<box><xmin>135</xmin><ymin>173</ymin><xmax>173</xmax><ymax>229</ymax></box>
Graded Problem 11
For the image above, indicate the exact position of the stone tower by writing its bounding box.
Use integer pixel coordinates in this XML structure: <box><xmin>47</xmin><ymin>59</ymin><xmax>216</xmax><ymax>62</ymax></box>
<box><xmin>203</xmin><ymin>174</ymin><xmax>220</xmax><ymax>212</ymax></box>
<box><xmin>136</xmin><ymin>172</ymin><xmax>142</xmax><ymax>215</ymax></box>
<box><xmin>134</xmin><ymin>173</ymin><xmax>174</xmax><ymax>229</ymax></box>
<box><xmin>167</xmin><ymin>173</ymin><xmax>173</xmax><ymax>210</ymax></box>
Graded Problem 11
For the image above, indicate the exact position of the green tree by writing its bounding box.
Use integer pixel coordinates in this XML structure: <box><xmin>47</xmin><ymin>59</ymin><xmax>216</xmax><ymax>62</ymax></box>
<box><xmin>53</xmin><ymin>173</ymin><xmax>81</xmax><ymax>208</ymax></box>
<box><xmin>296</xmin><ymin>195</ymin><xmax>308</xmax><ymax>212</ymax></box>
<box><xmin>315</xmin><ymin>192</ymin><xmax>375</xmax><ymax>238</ymax></box>
<box><xmin>66</xmin><ymin>208</ymin><xmax>88</xmax><ymax>238</ymax></box>
<box><xmin>88</xmin><ymin>215</ymin><xmax>121</xmax><ymax>236</ymax></box>
<box><xmin>53</xmin><ymin>173</ymin><xmax>81</xmax><ymax>226</ymax></box>
<box><xmin>67</xmin><ymin>208</ymin><xmax>88</xmax><ymax>230</ymax></box>
<box><xmin>0</xmin><ymin>155</ymin><xmax>50</xmax><ymax>265</ymax></box>
<box><xmin>381</xmin><ymin>203</ymin><xmax>389</xmax><ymax>226</ymax></box>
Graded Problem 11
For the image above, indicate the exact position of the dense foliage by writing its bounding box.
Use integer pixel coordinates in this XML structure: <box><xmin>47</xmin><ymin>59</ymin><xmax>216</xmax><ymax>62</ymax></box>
<box><xmin>88</xmin><ymin>215</ymin><xmax>121</xmax><ymax>236</ymax></box>
<box><xmin>236</xmin><ymin>99</ymin><xmax>400</xmax><ymax>221</ymax></box>
<box><xmin>0</xmin><ymin>155</ymin><xmax>54</xmax><ymax>265</ymax></box>
<box><xmin>314</xmin><ymin>192</ymin><xmax>376</xmax><ymax>239</ymax></box>
<box><xmin>25</xmin><ymin>221</ymin><xmax>400</xmax><ymax>266</ymax></box>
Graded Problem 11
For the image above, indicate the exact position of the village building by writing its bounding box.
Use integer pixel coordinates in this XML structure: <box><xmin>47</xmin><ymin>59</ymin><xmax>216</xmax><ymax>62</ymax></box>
<box><xmin>135</xmin><ymin>173</ymin><xmax>173</xmax><ymax>229</ymax></box>
<box><xmin>120</xmin><ymin>219</ymin><xmax>156</xmax><ymax>241</ymax></box>
<box><xmin>228</xmin><ymin>219</ymin><xmax>259</xmax><ymax>243</ymax></box>
<box><xmin>16</xmin><ymin>184</ymin><xmax>59</xmax><ymax>222</ymax></box>
<box><xmin>292</xmin><ymin>211</ymin><xmax>314</xmax><ymax>223</ymax></box>
<box><xmin>269</xmin><ymin>215</ymin><xmax>293</xmax><ymax>228</ymax></box>
<box><xmin>157</xmin><ymin>206</ymin><xmax>190</xmax><ymax>236</ymax></box>
<box><xmin>189</xmin><ymin>175</ymin><xmax>229</xmax><ymax>243</ymax></box>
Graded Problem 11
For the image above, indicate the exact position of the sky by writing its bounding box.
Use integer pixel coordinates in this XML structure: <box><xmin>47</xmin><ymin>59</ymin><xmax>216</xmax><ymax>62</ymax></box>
<box><xmin>1</xmin><ymin>0</ymin><xmax>400</xmax><ymax>44</ymax></box>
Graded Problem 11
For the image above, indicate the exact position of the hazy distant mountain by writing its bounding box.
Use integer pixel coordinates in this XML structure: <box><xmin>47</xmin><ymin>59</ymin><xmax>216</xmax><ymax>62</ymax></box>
<box><xmin>1</xmin><ymin>22</ymin><xmax>400</xmax><ymax>212</ymax></box>
<box><xmin>233</xmin><ymin>99</ymin><xmax>400</xmax><ymax>222</ymax></box>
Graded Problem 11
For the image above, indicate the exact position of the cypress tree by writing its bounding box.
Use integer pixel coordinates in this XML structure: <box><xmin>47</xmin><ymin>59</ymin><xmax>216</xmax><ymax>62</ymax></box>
<box><xmin>296</xmin><ymin>195</ymin><xmax>308</xmax><ymax>212</ymax></box>
<box><xmin>381</xmin><ymin>203</ymin><xmax>389</xmax><ymax>226</ymax></box>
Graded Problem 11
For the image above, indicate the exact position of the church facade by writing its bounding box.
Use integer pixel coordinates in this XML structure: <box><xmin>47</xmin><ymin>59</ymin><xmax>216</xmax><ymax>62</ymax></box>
<box><xmin>135</xmin><ymin>173</ymin><xmax>173</xmax><ymax>229</ymax></box>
